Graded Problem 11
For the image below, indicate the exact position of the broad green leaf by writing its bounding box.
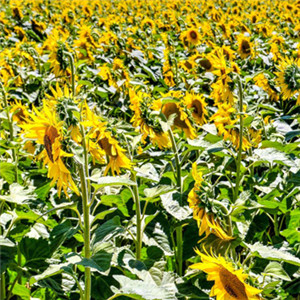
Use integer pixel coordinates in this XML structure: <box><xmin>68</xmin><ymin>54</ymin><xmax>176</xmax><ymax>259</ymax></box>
<box><xmin>281</xmin><ymin>211</ymin><xmax>300</xmax><ymax>245</ymax></box>
<box><xmin>0</xmin><ymin>162</ymin><xmax>16</xmax><ymax>184</ymax></box>
<box><xmin>245</xmin><ymin>242</ymin><xmax>300</xmax><ymax>266</ymax></box>
<box><xmin>91</xmin><ymin>176</ymin><xmax>136</xmax><ymax>188</ymax></box>
<box><xmin>253</xmin><ymin>148</ymin><xmax>295</xmax><ymax>167</ymax></box>
<box><xmin>12</xmin><ymin>283</ymin><xmax>31</xmax><ymax>299</ymax></box>
<box><xmin>263</xmin><ymin>262</ymin><xmax>291</xmax><ymax>281</ymax></box>
<box><xmin>0</xmin><ymin>236</ymin><xmax>17</xmax><ymax>273</ymax></box>
<box><xmin>160</xmin><ymin>191</ymin><xmax>192</xmax><ymax>221</ymax></box>
<box><xmin>111</xmin><ymin>274</ymin><xmax>178</xmax><ymax>300</ymax></box>
<box><xmin>0</xmin><ymin>183</ymin><xmax>36</xmax><ymax>204</ymax></box>
<box><xmin>100</xmin><ymin>195</ymin><xmax>129</xmax><ymax>217</ymax></box>
<box><xmin>19</xmin><ymin>237</ymin><xmax>51</xmax><ymax>269</ymax></box>
<box><xmin>92</xmin><ymin>216</ymin><xmax>124</xmax><ymax>245</ymax></box>
<box><xmin>144</xmin><ymin>185</ymin><xmax>175</xmax><ymax>201</ymax></box>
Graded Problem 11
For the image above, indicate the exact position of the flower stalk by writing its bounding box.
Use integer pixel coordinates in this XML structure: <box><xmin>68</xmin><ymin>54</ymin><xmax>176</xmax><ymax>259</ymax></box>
<box><xmin>234</xmin><ymin>77</ymin><xmax>244</xmax><ymax>202</ymax></box>
<box><xmin>131</xmin><ymin>172</ymin><xmax>142</xmax><ymax>260</ymax></box>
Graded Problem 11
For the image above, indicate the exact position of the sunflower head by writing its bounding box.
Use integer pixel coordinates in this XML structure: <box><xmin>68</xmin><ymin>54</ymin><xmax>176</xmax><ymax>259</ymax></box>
<box><xmin>190</xmin><ymin>250</ymin><xmax>262</xmax><ymax>300</ymax></box>
<box><xmin>186</xmin><ymin>28</ymin><xmax>201</xmax><ymax>45</ymax></box>
<box><xmin>237</xmin><ymin>35</ymin><xmax>252</xmax><ymax>59</ymax></box>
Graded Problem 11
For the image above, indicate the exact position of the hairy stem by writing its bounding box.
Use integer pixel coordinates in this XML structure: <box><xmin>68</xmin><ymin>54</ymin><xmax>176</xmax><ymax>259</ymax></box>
<box><xmin>234</xmin><ymin>77</ymin><xmax>244</xmax><ymax>202</ymax></box>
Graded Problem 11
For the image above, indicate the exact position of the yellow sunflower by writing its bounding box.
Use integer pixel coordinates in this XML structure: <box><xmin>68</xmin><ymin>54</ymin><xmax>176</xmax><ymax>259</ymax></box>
<box><xmin>211</xmin><ymin>104</ymin><xmax>251</xmax><ymax>150</ymax></box>
<box><xmin>254</xmin><ymin>73</ymin><xmax>278</xmax><ymax>102</ymax></box>
<box><xmin>81</xmin><ymin>103</ymin><xmax>131</xmax><ymax>175</ymax></box>
<box><xmin>129</xmin><ymin>90</ymin><xmax>171</xmax><ymax>149</ymax></box>
<box><xmin>275</xmin><ymin>57</ymin><xmax>300</xmax><ymax>105</ymax></box>
<box><xmin>237</xmin><ymin>35</ymin><xmax>253</xmax><ymax>59</ymax></box>
<box><xmin>184</xmin><ymin>92</ymin><xmax>208</xmax><ymax>125</ymax></box>
<box><xmin>185</xmin><ymin>28</ymin><xmax>201</xmax><ymax>45</ymax></box>
<box><xmin>190</xmin><ymin>249</ymin><xmax>262</xmax><ymax>300</ymax></box>
<box><xmin>21</xmin><ymin>104</ymin><xmax>79</xmax><ymax>197</ymax></box>
<box><xmin>160</xmin><ymin>100</ymin><xmax>197</xmax><ymax>140</ymax></box>
<box><xmin>10</xmin><ymin>100</ymin><xmax>29</xmax><ymax>124</ymax></box>
<box><xmin>188</xmin><ymin>163</ymin><xmax>233</xmax><ymax>241</ymax></box>
<box><xmin>97</xmin><ymin>132</ymin><xmax>132</xmax><ymax>176</ymax></box>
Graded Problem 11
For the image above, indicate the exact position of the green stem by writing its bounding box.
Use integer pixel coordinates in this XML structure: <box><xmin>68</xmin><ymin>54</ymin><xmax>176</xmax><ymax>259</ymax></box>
<box><xmin>167</xmin><ymin>126</ymin><xmax>183</xmax><ymax>276</ymax></box>
<box><xmin>131</xmin><ymin>173</ymin><xmax>142</xmax><ymax>260</ymax></box>
<box><xmin>0</xmin><ymin>82</ymin><xmax>18</xmax><ymax>182</ymax></box>
<box><xmin>234</xmin><ymin>77</ymin><xmax>244</xmax><ymax>202</ymax></box>
<box><xmin>79</xmin><ymin>165</ymin><xmax>91</xmax><ymax>300</ymax></box>
<box><xmin>274</xmin><ymin>213</ymin><xmax>279</xmax><ymax>237</ymax></box>
<box><xmin>175</xmin><ymin>226</ymin><xmax>183</xmax><ymax>276</ymax></box>
<box><xmin>0</xmin><ymin>273</ymin><xmax>5</xmax><ymax>300</ymax></box>
<box><xmin>65</xmin><ymin>52</ymin><xmax>76</xmax><ymax>97</ymax></box>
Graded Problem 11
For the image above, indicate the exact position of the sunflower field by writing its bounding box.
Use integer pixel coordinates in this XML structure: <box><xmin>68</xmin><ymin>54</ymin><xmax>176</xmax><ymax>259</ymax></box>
<box><xmin>1</xmin><ymin>0</ymin><xmax>300</xmax><ymax>299</ymax></box>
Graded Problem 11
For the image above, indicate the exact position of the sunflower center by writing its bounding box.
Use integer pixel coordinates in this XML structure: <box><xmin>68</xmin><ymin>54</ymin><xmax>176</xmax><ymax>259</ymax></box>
<box><xmin>184</xmin><ymin>61</ymin><xmax>193</xmax><ymax>69</ymax></box>
<box><xmin>98</xmin><ymin>137</ymin><xmax>118</xmax><ymax>157</ymax></box>
<box><xmin>163</xmin><ymin>103</ymin><xmax>188</xmax><ymax>129</ymax></box>
<box><xmin>192</xmin><ymin>100</ymin><xmax>203</xmax><ymax>117</ymax></box>
<box><xmin>44</xmin><ymin>126</ymin><xmax>59</xmax><ymax>163</ymax></box>
<box><xmin>200</xmin><ymin>58</ymin><xmax>212</xmax><ymax>70</ymax></box>
<box><xmin>241</xmin><ymin>40</ymin><xmax>251</xmax><ymax>54</ymax></box>
<box><xmin>284</xmin><ymin>64</ymin><xmax>300</xmax><ymax>91</ymax></box>
<box><xmin>219</xmin><ymin>266</ymin><xmax>248</xmax><ymax>300</ymax></box>
<box><xmin>189</xmin><ymin>31</ymin><xmax>198</xmax><ymax>40</ymax></box>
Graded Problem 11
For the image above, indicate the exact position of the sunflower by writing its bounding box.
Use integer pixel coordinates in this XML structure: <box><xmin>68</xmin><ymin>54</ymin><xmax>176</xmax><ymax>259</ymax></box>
<box><xmin>184</xmin><ymin>92</ymin><xmax>208</xmax><ymax>125</ymax></box>
<box><xmin>97</xmin><ymin>132</ymin><xmax>132</xmax><ymax>176</ymax></box>
<box><xmin>275</xmin><ymin>57</ymin><xmax>300</xmax><ymax>105</ymax></box>
<box><xmin>254</xmin><ymin>73</ymin><xmax>278</xmax><ymax>101</ymax></box>
<box><xmin>188</xmin><ymin>163</ymin><xmax>233</xmax><ymax>241</ymax></box>
<box><xmin>129</xmin><ymin>89</ymin><xmax>171</xmax><ymax>149</ymax></box>
<box><xmin>237</xmin><ymin>35</ymin><xmax>253</xmax><ymax>59</ymax></box>
<box><xmin>190</xmin><ymin>250</ymin><xmax>262</xmax><ymax>300</ymax></box>
<box><xmin>159</xmin><ymin>99</ymin><xmax>197</xmax><ymax>139</ymax></box>
<box><xmin>21</xmin><ymin>103</ymin><xmax>79</xmax><ymax>197</ymax></box>
<box><xmin>10</xmin><ymin>100</ymin><xmax>29</xmax><ymax>124</ymax></box>
<box><xmin>211</xmin><ymin>104</ymin><xmax>251</xmax><ymax>150</ymax></box>
<box><xmin>81</xmin><ymin>103</ymin><xmax>131</xmax><ymax>175</ymax></box>
<box><xmin>185</xmin><ymin>28</ymin><xmax>201</xmax><ymax>45</ymax></box>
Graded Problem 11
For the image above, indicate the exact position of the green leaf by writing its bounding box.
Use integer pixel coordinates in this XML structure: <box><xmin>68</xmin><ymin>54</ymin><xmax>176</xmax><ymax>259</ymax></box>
<box><xmin>91</xmin><ymin>176</ymin><xmax>136</xmax><ymax>188</ymax></box>
<box><xmin>77</xmin><ymin>250</ymin><xmax>113</xmax><ymax>274</ymax></box>
<box><xmin>111</xmin><ymin>274</ymin><xmax>178</xmax><ymax>300</ymax></box>
<box><xmin>19</xmin><ymin>237</ymin><xmax>51</xmax><ymax>269</ymax></box>
<box><xmin>0</xmin><ymin>162</ymin><xmax>16</xmax><ymax>184</ymax></box>
<box><xmin>100</xmin><ymin>195</ymin><xmax>129</xmax><ymax>217</ymax></box>
<box><xmin>263</xmin><ymin>262</ymin><xmax>291</xmax><ymax>281</ymax></box>
<box><xmin>245</xmin><ymin>242</ymin><xmax>300</xmax><ymax>266</ymax></box>
<box><xmin>12</xmin><ymin>283</ymin><xmax>31</xmax><ymax>299</ymax></box>
<box><xmin>0</xmin><ymin>183</ymin><xmax>36</xmax><ymax>205</ymax></box>
<box><xmin>253</xmin><ymin>148</ymin><xmax>295</xmax><ymax>167</ymax></box>
<box><xmin>92</xmin><ymin>216</ymin><xmax>124</xmax><ymax>245</ymax></box>
<box><xmin>0</xmin><ymin>236</ymin><xmax>17</xmax><ymax>273</ymax></box>
<box><xmin>49</xmin><ymin>220</ymin><xmax>78</xmax><ymax>255</ymax></box>
<box><xmin>144</xmin><ymin>185</ymin><xmax>175</xmax><ymax>202</ymax></box>
<box><xmin>160</xmin><ymin>191</ymin><xmax>192</xmax><ymax>221</ymax></box>
<box><xmin>280</xmin><ymin>211</ymin><xmax>300</xmax><ymax>245</ymax></box>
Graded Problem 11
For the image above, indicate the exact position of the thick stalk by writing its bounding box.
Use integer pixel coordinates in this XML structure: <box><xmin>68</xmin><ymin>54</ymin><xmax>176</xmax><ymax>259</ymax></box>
<box><xmin>79</xmin><ymin>166</ymin><xmax>91</xmax><ymax>300</ymax></box>
<box><xmin>0</xmin><ymin>273</ymin><xmax>5</xmax><ymax>300</ymax></box>
<box><xmin>131</xmin><ymin>173</ymin><xmax>142</xmax><ymax>260</ymax></box>
<box><xmin>65</xmin><ymin>52</ymin><xmax>76</xmax><ymax>97</ymax></box>
<box><xmin>234</xmin><ymin>78</ymin><xmax>244</xmax><ymax>202</ymax></box>
<box><xmin>0</xmin><ymin>82</ymin><xmax>18</xmax><ymax>182</ymax></box>
<box><xmin>167</xmin><ymin>128</ymin><xmax>183</xmax><ymax>276</ymax></box>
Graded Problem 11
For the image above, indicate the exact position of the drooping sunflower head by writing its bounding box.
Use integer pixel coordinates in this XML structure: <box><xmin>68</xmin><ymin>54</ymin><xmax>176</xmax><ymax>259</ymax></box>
<box><xmin>161</xmin><ymin>101</ymin><xmax>197</xmax><ymax>139</ymax></box>
<box><xmin>190</xmin><ymin>250</ymin><xmax>262</xmax><ymax>300</ymax></box>
<box><xmin>184</xmin><ymin>92</ymin><xmax>208</xmax><ymax>125</ymax></box>
<box><xmin>10</xmin><ymin>100</ymin><xmax>29</xmax><ymax>124</ymax></box>
<box><xmin>276</xmin><ymin>58</ymin><xmax>300</xmax><ymax>103</ymax></box>
<box><xmin>186</xmin><ymin>28</ymin><xmax>201</xmax><ymax>45</ymax></box>
<box><xmin>237</xmin><ymin>35</ymin><xmax>253</xmax><ymax>59</ymax></box>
